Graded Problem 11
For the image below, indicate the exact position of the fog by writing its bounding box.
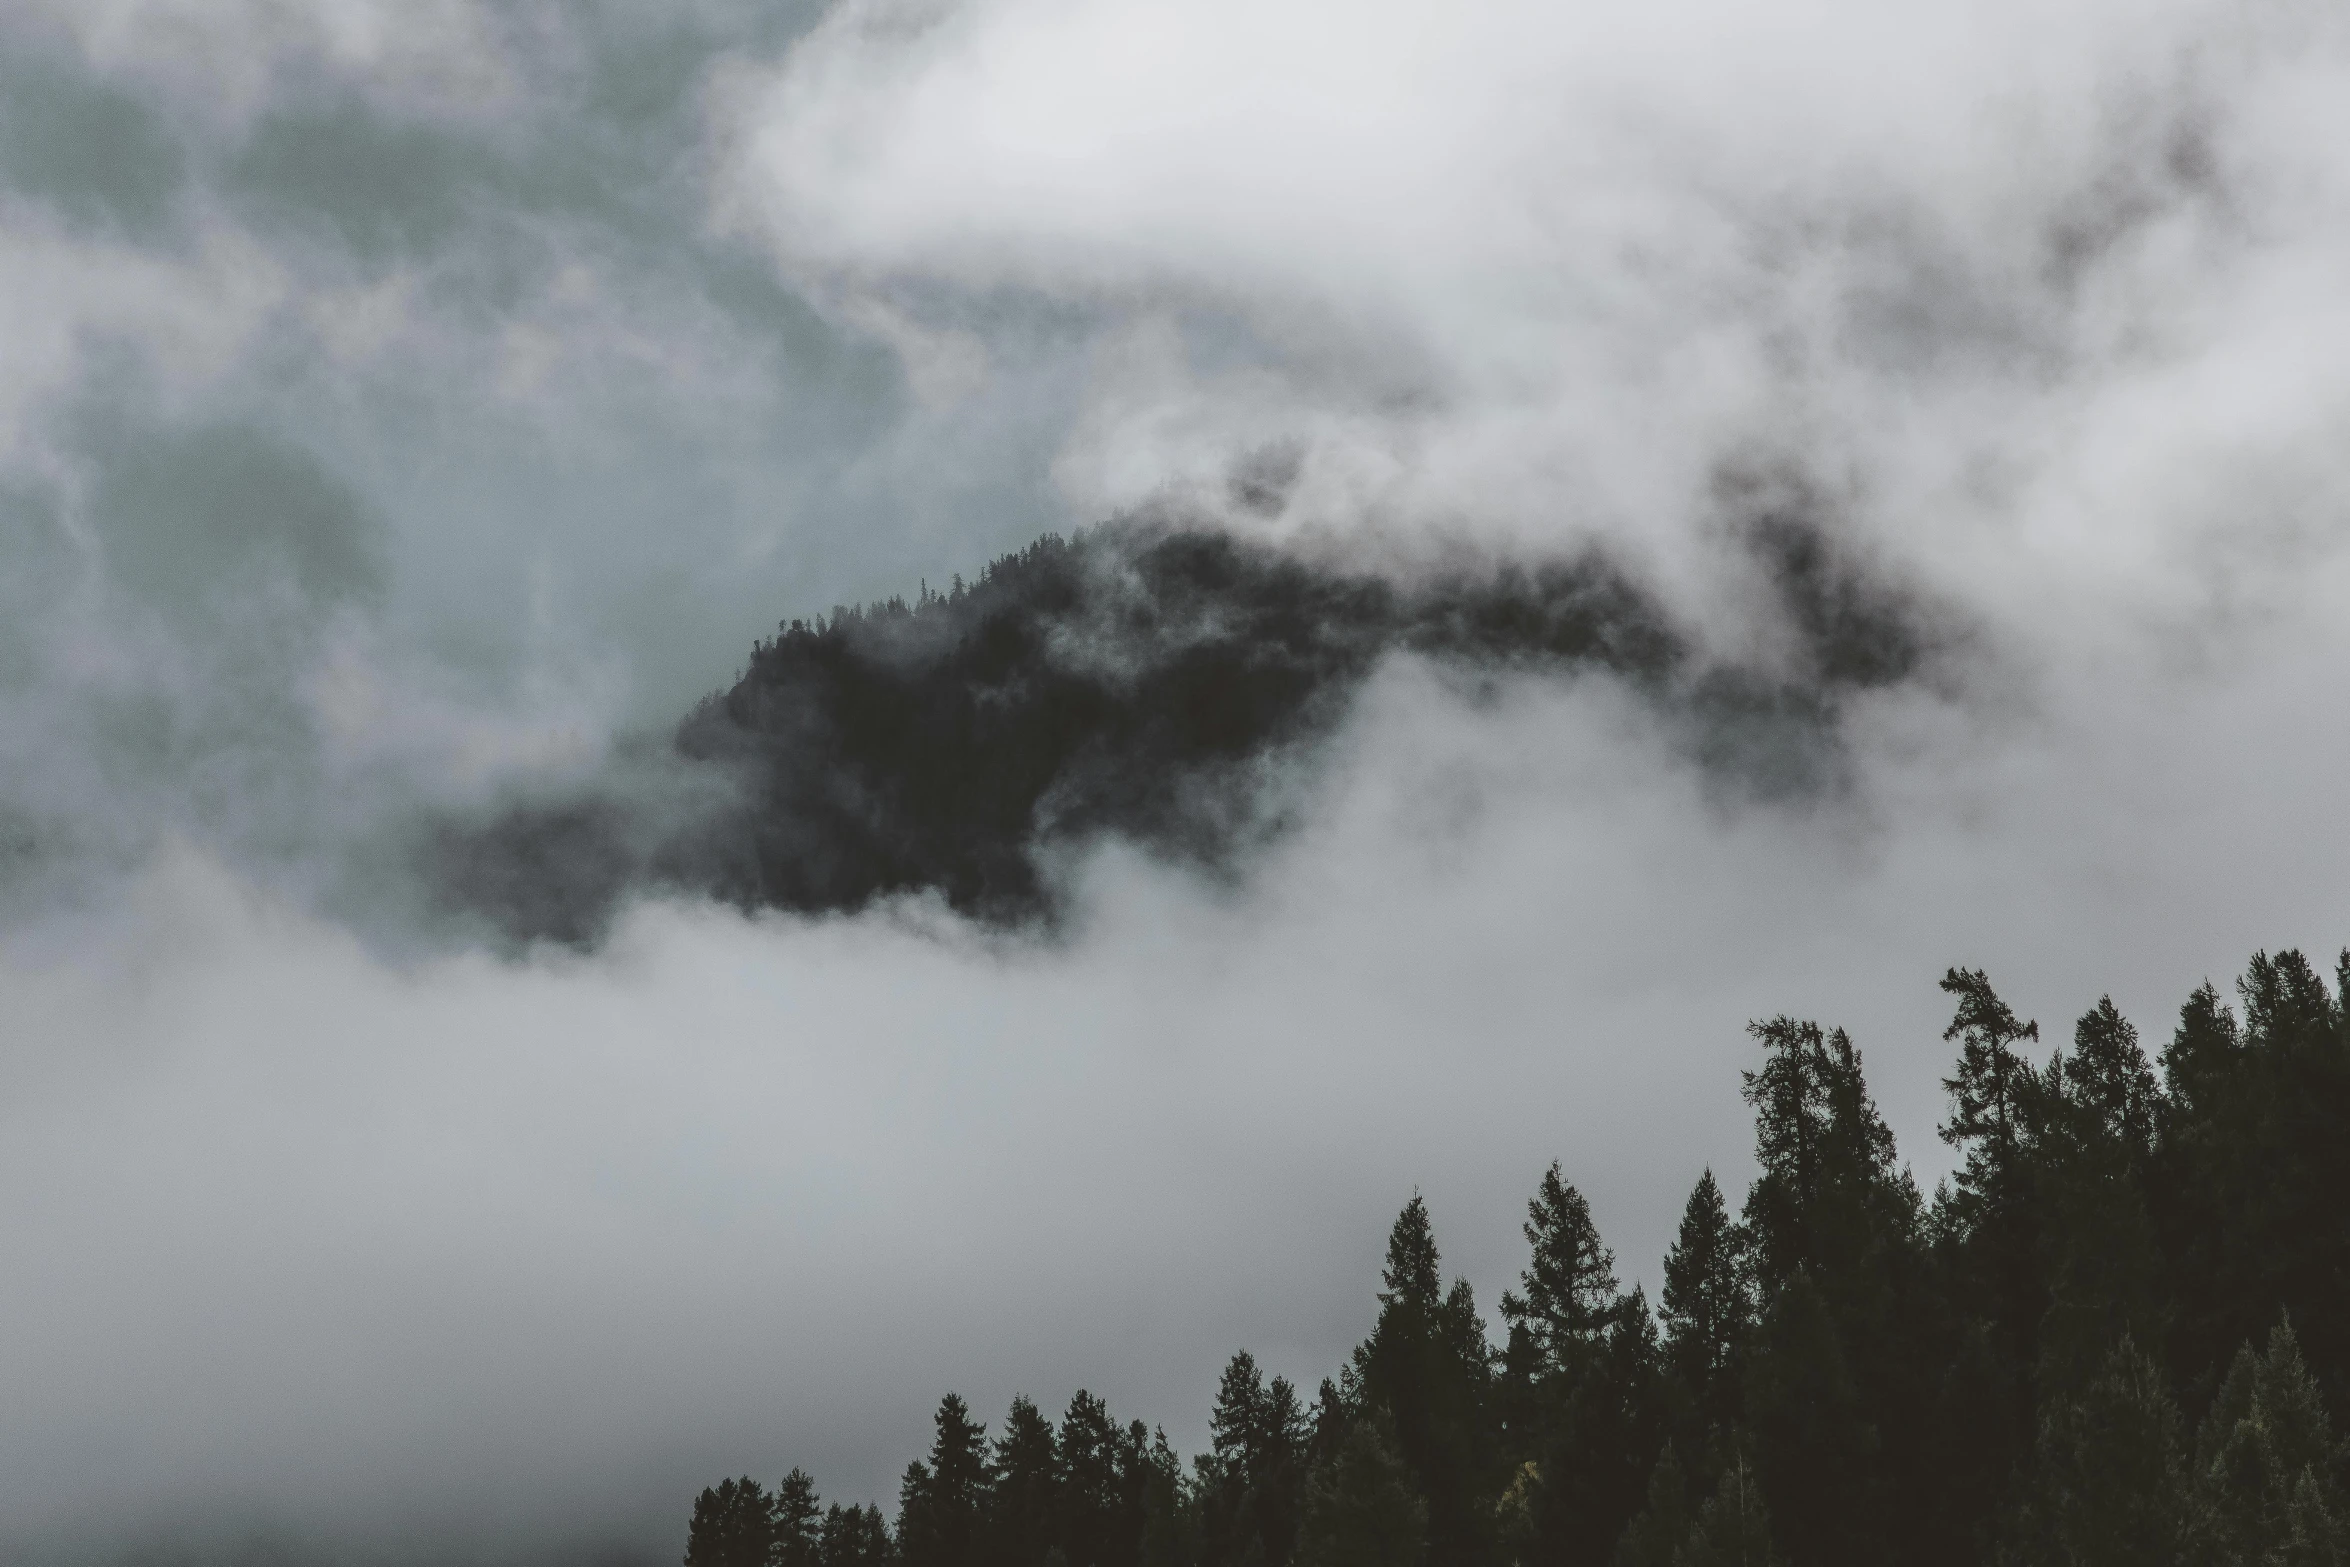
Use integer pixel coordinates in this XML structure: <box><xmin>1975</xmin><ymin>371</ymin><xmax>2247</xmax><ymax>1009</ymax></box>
<box><xmin>1</xmin><ymin>0</ymin><xmax>2347</xmax><ymax>1561</ymax></box>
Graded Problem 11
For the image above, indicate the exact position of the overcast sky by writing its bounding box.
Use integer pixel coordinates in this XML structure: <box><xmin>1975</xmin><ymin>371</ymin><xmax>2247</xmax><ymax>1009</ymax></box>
<box><xmin>3</xmin><ymin>1</ymin><xmax>2349</xmax><ymax>1562</ymax></box>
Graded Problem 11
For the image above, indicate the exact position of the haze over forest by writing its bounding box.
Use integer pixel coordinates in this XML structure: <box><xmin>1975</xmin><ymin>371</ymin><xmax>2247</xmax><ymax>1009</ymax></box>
<box><xmin>0</xmin><ymin>0</ymin><xmax>2348</xmax><ymax>1563</ymax></box>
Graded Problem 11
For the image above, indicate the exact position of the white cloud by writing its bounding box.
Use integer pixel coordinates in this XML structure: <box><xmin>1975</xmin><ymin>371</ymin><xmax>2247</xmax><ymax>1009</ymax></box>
<box><xmin>730</xmin><ymin>0</ymin><xmax>2350</xmax><ymax>658</ymax></box>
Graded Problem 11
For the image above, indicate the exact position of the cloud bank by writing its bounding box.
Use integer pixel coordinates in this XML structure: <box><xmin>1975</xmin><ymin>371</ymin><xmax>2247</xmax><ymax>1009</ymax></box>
<box><xmin>1</xmin><ymin>0</ymin><xmax>2348</xmax><ymax>1561</ymax></box>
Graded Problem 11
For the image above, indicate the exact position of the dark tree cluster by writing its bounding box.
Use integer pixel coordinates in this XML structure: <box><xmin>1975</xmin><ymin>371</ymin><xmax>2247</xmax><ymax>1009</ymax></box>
<box><xmin>688</xmin><ymin>945</ymin><xmax>2350</xmax><ymax>1567</ymax></box>
<box><xmin>443</xmin><ymin>516</ymin><xmax>1941</xmax><ymax>945</ymax></box>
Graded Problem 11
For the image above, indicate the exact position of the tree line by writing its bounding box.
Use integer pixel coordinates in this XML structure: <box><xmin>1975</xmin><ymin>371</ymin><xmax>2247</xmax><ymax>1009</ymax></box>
<box><xmin>685</xmin><ymin>946</ymin><xmax>2350</xmax><ymax>1567</ymax></box>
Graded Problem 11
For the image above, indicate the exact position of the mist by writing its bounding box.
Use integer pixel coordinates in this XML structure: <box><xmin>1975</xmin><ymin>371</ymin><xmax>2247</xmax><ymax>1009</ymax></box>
<box><xmin>1</xmin><ymin>0</ymin><xmax>2348</xmax><ymax>1562</ymax></box>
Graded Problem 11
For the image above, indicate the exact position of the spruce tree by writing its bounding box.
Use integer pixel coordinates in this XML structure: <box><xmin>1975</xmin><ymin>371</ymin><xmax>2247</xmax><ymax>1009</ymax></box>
<box><xmin>1677</xmin><ymin>1448</ymin><xmax>1781</xmax><ymax>1567</ymax></box>
<box><xmin>2002</xmin><ymin>1335</ymin><xmax>2186</xmax><ymax>1567</ymax></box>
<box><xmin>1138</xmin><ymin>1426</ymin><xmax>1199</xmax><ymax>1567</ymax></box>
<box><xmin>1502</xmin><ymin>1164</ymin><xmax>1622</xmax><ymax>1377</ymax></box>
<box><xmin>900</xmin><ymin>1393</ymin><xmax>992</xmax><ymax>1567</ymax></box>
<box><xmin>1929</xmin><ymin>970</ymin><xmax>2049</xmax><ymax>1553</ymax></box>
<box><xmin>989</xmin><ymin>1395</ymin><xmax>1061</xmax><ymax>1567</ymax></box>
<box><xmin>2187</xmin><ymin>1318</ymin><xmax>2349</xmax><ymax>1567</ymax></box>
<box><xmin>1202</xmin><ymin>1352</ymin><xmax>1308</xmax><ymax>1567</ymax></box>
<box><xmin>1494</xmin><ymin>1164</ymin><xmax>1665</xmax><ymax>1566</ymax></box>
<box><xmin>819</xmin><ymin>1503</ymin><xmax>892</xmax><ymax>1567</ymax></box>
<box><xmin>1659</xmin><ymin>1169</ymin><xmax>1753</xmax><ymax>1450</ymax></box>
<box><xmin>776</xmin><ymin>1470</ymin><xmax>823</xmax><ymax>1567</ymax></box>
<box><xmin>1350</xmin><ymin>1196</ymin><xmax>1496</xmax><ymax>1567</ymax></box>
<box><xmin>1057</xmin><ymin>1391</ymin><xmax>1130</xmax><ymax>1567</ymax></box>
<box><xmin>1743</xmin><ymin>1268</ymin><xmax>1873</xmax><ymax>1567</ymax></box>
<box><xmin>1294</xmin><ymin>1408</ymin><xmax>1427</xmax><ymax>1567</ymax></box>
<box><xmin>683</xmin><ymin>1478</ymin><xmax>775</xmax><ymax>1567</ymax></box>
<box><xmin>2035</xmin><ymin>1000</ymin><xmax>2166</xmax><ymax>1397</ymax></box>
<box><xmin>1612</xmin><ymin>1444</ymin><xmax>1690</xmax><ymax>1567</ymax></box>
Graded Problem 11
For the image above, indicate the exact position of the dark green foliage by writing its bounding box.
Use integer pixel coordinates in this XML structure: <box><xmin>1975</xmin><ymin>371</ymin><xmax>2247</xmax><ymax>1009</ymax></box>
<box><xmin>1615</xmin><ymin>1443</ymin><xmax>1780</xmax><ymax>1567</ymax></box>
<box><xmin>687</xmin><ymin>945</ymin><xmax>2350</xmax><ymax>1567</ymax></box>
<box><xmin>1294</xmin><ymin>1407</ymin><xmax>1428</xmax><ymax>1567</ymax></box>
<box><xmin>1676</xmin><ymin>1449</ymin><xmax>1780</xmax><ymax>1567</ymax></box>
<box><xmin>2187</xmin><ymin>1318</ymin><xmax>2348</xmax><ymax>1567</ymax></box>
<box><xmin>2003</xmin><ymin>1336</ymin><xmax>2188</xmax><ymax>1567</ymax></box>
<box><xmin>1613</xmin><ymin>1444</ymin><xmax>1691</xmax><ymax>1567</ymax></box>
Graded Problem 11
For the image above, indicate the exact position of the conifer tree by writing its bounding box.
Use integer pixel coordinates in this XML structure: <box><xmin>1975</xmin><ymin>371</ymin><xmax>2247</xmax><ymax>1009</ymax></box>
<box><xmin>2002</xmin><ymin>1335</ymin><xmax>2186</xmax><ymax>1567</ymax></box>
<box><xmin>1202</xmin><ymin>1352</ymin><xmax>1308</xmax><ymax>1567</ymax></box>
<box><xmin>2158</xmin><ymin>981</ymin><xmax>2242</xmax><ymax>1119</ymax></box>
<box><xmin>1294</xmin><ymin>1408</ymin><xmax>1427</xmax><ymax>1567</ymax></box>
<box><xmin>1659</xmin><ymin>1169</ymin><xmax>1753</xmax><ymax>1448</ymax></box>
<box><xmin>2187</xmin><ymin>1318</ymin><xmax>2348</xmax><ymax>1567</ymax></box>
<box><xmin>819</xmin><ymin>1503</ymin><xmax>892</xmax><ymax>1567</ymax></box>
<box><xmin>682</xmin><ymin>1478</ymin><xmax>776</xmax><ymax>1567</ymax></box>
<box><xmin>1057</xmin><ymin>1391</ymin><xmax>1130</xmax><ymax>1567</ymax></box>
<box><xmin>1677</xmin><ymin>1448</ymin><xmax>1780</xmax><ymax>1567</ymax></box>
<box><xmin>1138</xmin><ymin>1426</ymin><xmax>1199</xmax><ymax>1567</ymax></box>
<box><xmin>1740</xmin><ymin>1020</ymin><xmax>1909</xmax><ymax>1291</ymax></box>
<box><xmin>1350</xmin><ymin>1196</ymin><xmax>1496</xmax><ymax>1567</ymax></box>
<box><xmin>1502</xmin><ymin>1164</ymin><xmax>1622</xmax><ymax>1377</ymax></box>
<box><xmin>2034</xmin><ymin>1000</ymin><xmax>2166</xmax><ymax>1396</ymax></box>
<box><xmin>989</xmin><ymin>1395</ymin><xmax>1061</xmax><ymax>1567</ymax></box>
<box><xmin>1930</xmin><ymin>970</ymin><xmax>2048</xmax><ymax>1542</ymax></box>
<box><xmin>775</xmin><ymin>1470</ymin><xmax>823</xmax><ymax>1567</ymax></box>
<box><xmin>900</xmin><ymin>1393</ymin><xmax>992</xmax><ymax>1567</ymax></box>
<box><xmin>1612</xmin><ymin>1444</ymin><xmax>1690</xmax><ymax>1567</ymax></box>
<box><xmin>1494</xmin><ymin>1165</ymin><xmax>1665</xmax><ymax>1565</ymax></box>
<box><xmin>1743</xmin><ymin>1268</ymin><xmax>1873</xmax><ymax>1567</ymax></box>
<box><xmin>1938</xmin><ymin>967</ymin><xmax>2043</xmax><ymax>1196</ymax></box>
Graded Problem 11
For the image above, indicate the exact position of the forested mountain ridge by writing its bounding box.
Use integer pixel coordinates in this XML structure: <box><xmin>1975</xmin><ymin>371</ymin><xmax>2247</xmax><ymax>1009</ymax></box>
<box><xmin>436</xmin><ymin>515</ymin><xmax>1944</xmax><ymax>945</ymax></box>
<box><xmin>683</xmin><ymin>947</ymin><xmax>2350</xmax><ymax>1567</ymax></box>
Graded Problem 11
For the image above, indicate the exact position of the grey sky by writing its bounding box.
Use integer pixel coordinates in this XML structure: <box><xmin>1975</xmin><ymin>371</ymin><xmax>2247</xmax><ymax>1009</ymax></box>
<box><xmin>1</xmin><ymin>0</ymin><xmax>2347</xmax><ymax>1562</ymax></box>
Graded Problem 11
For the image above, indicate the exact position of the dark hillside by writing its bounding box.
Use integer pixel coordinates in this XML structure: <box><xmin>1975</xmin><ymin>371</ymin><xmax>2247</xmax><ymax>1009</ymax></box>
<box><xmin>434</xmin><ymin>517</ymin><xmax>1938</xmax><ymax>945</ymax></box>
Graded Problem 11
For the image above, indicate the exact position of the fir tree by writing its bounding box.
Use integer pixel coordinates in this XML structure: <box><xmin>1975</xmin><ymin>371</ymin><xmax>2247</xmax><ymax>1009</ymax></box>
<box><xmin>684</xmin><ymin>1478</ymin><xmax>775</xmax><ymax>1567</ymax></box>
<box><xmin>1930</xmin><ymin>969</ymin><xmax>2048</xmax><ymax>1550</ymax></box>
<box><xmin>1612</xmin><ymin>1444</ymin><xmax>1690</xmax><ymax>1567</ymax></box>
<box><xmin>776</xmin><ymin>1470</ymin><xmax>823</xmax><ymax>1567</ymax></box>
<box><xmin>1502</xmin><ymin>1164</ymin><xmax>1622</xmax><ymax>1377</ymax></box>
<box><xmin>2188</xmin><ymin>1318</ymin><xmax>2349</xmax><ymax>1567</ymax></box>
<box><xmin>2035</xmin><ymin>1000</ymin><xmax>2167</xmax><ymax>1397</ymax></box>
<box><xmin>1201</xmin><ymin>1351</ymin><xmax>1308</xmax><ymax>1567</ymax></box>
<box><xmin>1677</xmin><ymin>1448</ymin><xmax>1780</xmax><ymax>1567</ymax></box>
<box><xmin>1058</xmin><ymin>1391</ymin><xmax>1130</xmax><ymax>1567</ymax></box>
<box><xmin>1743</xmin><ymin>1268</ymin><xmax>1873</xmax><ymax>1567</ymax></box>
<box><xmin>1659</xmin><ymin>1169</ymin><xmax>1753</xmax><ymax>1448</ymax></box>
<box><xmin>1350</xmin><ymin>1196</ymin><xmax>1497</xmax><ymax>1567</ymax></box>
<box><xmin>989</xmin><ymin>1395</ymin><xmax>1061</xmax><ymax>1567</ymax></box>
<box><xmin>819</xmin><ymin>1503</ymin><xmax>893</xmax><ymax>1567</ymax></box>
<box><xmin>900</xmin><ymin>1393</ymin><xmax>992</xmax><ymax>1567</ymax></box>
<box><xmin>1294</xmin><ymin>1408</ymin><xmax>1427</xmax><ymax>1567</ymax></box>
<box><xmin>2003</xmin><ymin>1335</ymin><xmax>2187</xmax><ymax>1567</ymax></box>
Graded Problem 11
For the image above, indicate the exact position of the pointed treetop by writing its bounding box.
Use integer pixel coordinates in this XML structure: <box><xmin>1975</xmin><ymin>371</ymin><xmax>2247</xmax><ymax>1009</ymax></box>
<box><xmin>1380</xmin><ymin>1193</ymin><xmax>1443</xmax><ymax>1312</ymax></box>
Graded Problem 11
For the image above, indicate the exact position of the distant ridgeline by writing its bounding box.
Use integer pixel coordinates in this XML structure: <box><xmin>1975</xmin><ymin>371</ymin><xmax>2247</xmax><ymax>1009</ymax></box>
<box><xmin>683</xmin><ymin>951</ymin><xmax>2350</xmax><ymax>1567</ymax></box>
<box><xmin>440</xmin><ymin>518</ymin><xmax>1936</xmax><ymax>944</ymax></box>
